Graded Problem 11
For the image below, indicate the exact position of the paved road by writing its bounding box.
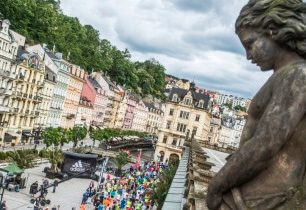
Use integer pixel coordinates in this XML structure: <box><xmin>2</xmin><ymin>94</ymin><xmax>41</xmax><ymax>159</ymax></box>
<box><xmin>4</xmin><ymin>163</ymin><xmax>98</xmax><ymax>210</ymax></box>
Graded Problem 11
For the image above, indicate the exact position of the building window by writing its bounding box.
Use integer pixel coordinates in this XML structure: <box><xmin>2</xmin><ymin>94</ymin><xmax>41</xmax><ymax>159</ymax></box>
<box><xmin>177</xmin><ymin>123</ymin><xmax>187</xmax><ymax>132</ymax></box>
<box><xmin>199</xmin><ymin>100</ymin><xmax>204</xmax><ymax>108</ymax></box>
<box><xmin>169</xmin><ymin>109</ymin><xmax>174</xmax><ymax>116</ymax></box>
<box><xmin>179</xmin><ymin>111</ymin><xmax>189</xmax><ymax>119</ymax></box>
<box><xmin>185</xmin><ymin>98</ymin><xmax>192</xmax><ymax>105</ymax></box>
<box><xmin>172</xmin><ymin>94</ymin><xmax>178</xmax><ymax>102</ymax></box>
<box><xmin>192</xmin><ymin>127</ymin><xmax>198</xmax><ymax>135</ymax></box>
<box><xmin>195</xmin><ymin>114</ymin><xmax>200</xmax><ymax>121</ymax></box>
<box><xmin>163</xmin><ymin>136</ymin><xmax>167</xmax><ymax>144</ymax></box>
<box><xmin>172</xmin><ymin>138</ymin><xmax>177</xmax><ymax>146</ymax></box>
<box><xmin>210</xmin><ymin>127</ymin><xmax>213</xmax><ymax>132</ymax></box>
<box><xmin>166</xmin><ymin>121</ymin><xmax>172</xmax><ymax>129</ymax></box>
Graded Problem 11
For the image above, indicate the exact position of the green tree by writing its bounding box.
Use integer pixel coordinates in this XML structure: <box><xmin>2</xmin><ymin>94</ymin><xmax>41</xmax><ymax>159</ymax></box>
<box><xmin>47</xmin><ymin>148</ymin><xmax>63</xmax><ymax>173</ymax></box>
<box><xmin>154</xmin><ymin>160</ymin><xmax>179</xmax><ymax>209</ymax></box>
<box><xmin>42</xmin><ymin>127</ymin><xmax>61</xmax><ymax>147</ymax></box>
<box><xmin>0</xmin><ymin>0</ymin><xmax>167</xmax><ymax>100</ymax></box>
<box><xmin>57</xmin><ymin>127</ymin><xmax>72</xmax><ymax>148</ymax></box>
<box><xmin>70</xmin><ymin>126</ymin><xmax>87</xmax><ymax>148</ymax></box>
<box><xmin>7</xmin><ymin>149</ymin><xmax>38</xmax><ymax>169</ymax></box>
<box><xmin>224</xmin><ymin>102</ymin><xmax>233</xmax><ymax>109</ymax></box>
<box><xmin>114</xmin><ymin>151</ymin><xmax>130</xmax><ymax>176</ymax></box>
<box><xmin>89</xmin><ymin>129</ymin><xmax>101</xmax><ymax>147</ymax></box>
<box><xmin>234</xmin><ymin>105</ymin><xmax>247</xmax><ymax>112</ymax></box>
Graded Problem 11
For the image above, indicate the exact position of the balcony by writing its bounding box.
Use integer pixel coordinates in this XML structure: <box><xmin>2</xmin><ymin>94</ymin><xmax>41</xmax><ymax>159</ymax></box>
<box><xmin>16</xmin><ymin>74</ymin><xmax>25</xmax><ymax>83</ymax></box>
<box><xmin>66</xmin><ymin>114</ymin><xmax>75</xmax><ymax>119</ymax></box>
<box><xmin>0</xmin><ymin>88</ymin><xmax>12</xmax><ymax>96</ymax></box>
<box><xmin>0</xmin><ymin>69</ymin><xmax>16</xmax><ymax>80</ymax></box>
<box><xmin>33</xmin><ymin>95</ymin><xmax>43</xmax><ymax>103</ymax></box>
<box><xmin>0</xmin><ymin>104</ymin><xmax>9</xmax><ymax>113</ymax></box>
<box><xmin>16</xmin><ymin>91</ymin><xmax>23</xmax><ymax>98</ymax></box>
<box><xmin>23</xmin><ymin>93</ymin><xmax>28</xmax><ymax>99</ymax></box>
<box><xmin>0</xmin><ymin>121</ymin><xmax>8</xmax><ymax>128</ymax></box>
<box><xmin>37</xmin><ymin>81</ymin><xmax>44</xmax><ymax>89</ymax></box>
<box><xmin>156</xmin><ymin>142</ymin><xmax>183</xmax><ymax>152</ymax></box>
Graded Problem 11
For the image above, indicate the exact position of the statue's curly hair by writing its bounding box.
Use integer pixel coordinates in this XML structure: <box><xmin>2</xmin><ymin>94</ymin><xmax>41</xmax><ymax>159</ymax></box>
<box><xmin>236</xmin><ymin>0</ymin><xmax>306</xmax><ymax>57</ymax></box>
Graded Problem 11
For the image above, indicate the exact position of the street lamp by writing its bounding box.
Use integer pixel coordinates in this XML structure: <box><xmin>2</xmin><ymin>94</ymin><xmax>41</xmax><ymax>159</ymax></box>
<box><xmin>0</xmin><ymin>172</ymin><xmax>4</xmax><ymax>203</ymax></box>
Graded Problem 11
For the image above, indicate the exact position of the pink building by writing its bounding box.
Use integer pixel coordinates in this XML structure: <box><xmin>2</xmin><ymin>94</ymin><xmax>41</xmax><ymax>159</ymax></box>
<box><xmin>122</xmin><ymin>92</ymin><xmax>137</xmax><ymax>129</ymax></box>
<box><xmin>87</xmin><ymin>75</ymin><xmax>108</xmax><ymax>128</ymax></box>
<box><xmin>81</xmin><ymin>74</ymin><xmax>96</xmax><ymax>104</ymax></box>
<box><xmin>61</xmin><ymin>65</ymin><xmax>85</xmax><ymax>128</ymax></box>
<box><xmin>75</xmin><ymin>96</ymin><xmax>94</xmax><ymax>127</ymax></box>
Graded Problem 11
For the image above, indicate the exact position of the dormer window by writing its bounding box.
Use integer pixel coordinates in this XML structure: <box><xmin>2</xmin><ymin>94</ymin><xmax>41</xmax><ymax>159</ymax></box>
<box><xmin>199</xmin><ymin>100</ymin><xmax>204</xmax><ymax>108</ymax></box>
<box><xmin>172</xmin><ymin>94</ymin><xmax>178</xmax><ymax>102</ymax></box>
<box><xmin>185</xmin><ymin>98</ymin><xmax>192</xmax><ymax>105</ymax></box>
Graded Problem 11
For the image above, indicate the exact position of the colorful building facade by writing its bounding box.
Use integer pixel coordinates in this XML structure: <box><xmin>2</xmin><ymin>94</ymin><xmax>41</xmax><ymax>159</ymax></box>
<box><xmin>61</xmin><ymin>65</ymin><xmax>85</xmax><ymax>128</ymax></box>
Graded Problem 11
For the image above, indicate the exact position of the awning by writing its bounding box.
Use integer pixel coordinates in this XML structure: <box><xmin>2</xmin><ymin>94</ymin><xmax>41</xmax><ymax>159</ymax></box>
<box><xmin>0</xmin><ymin>163</ymin><xmax>24</xmax><ymax>174</ymax></box>
<box><xmin>22</xmin><ymin>131</ymin><xmax>34</xmax><ymax>137</ymax></box>
<box><xmin>4</xmin><ymin>132</ymin><xmax>18</xmax><ymax>142</ymax></box>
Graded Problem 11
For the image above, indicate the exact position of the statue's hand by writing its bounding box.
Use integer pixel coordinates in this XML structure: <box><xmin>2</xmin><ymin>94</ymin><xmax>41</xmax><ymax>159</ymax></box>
<box><xmin>207</xmin><ymin>181</ymin><xmax>222</xmax><ymax>210</ymax></box>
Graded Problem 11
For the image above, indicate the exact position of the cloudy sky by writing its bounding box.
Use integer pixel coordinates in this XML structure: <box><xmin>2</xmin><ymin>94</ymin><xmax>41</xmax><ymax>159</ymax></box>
<box><xmin>60</xmin><ymin>0</ymin><xmax>272</xmax><ymax>99</ymax></box>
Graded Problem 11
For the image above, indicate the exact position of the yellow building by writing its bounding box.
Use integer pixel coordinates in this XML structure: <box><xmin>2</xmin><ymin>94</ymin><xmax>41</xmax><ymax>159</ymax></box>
<box><xmin>3</xmin><ymin>50</ymin><xmax>45</xmax><ymax>144</ymax></box>
<box><xmin>61</xmin><ymin>64</ymin><xmax>85</xmax><ymax>128</ymax></box>
<box><xmin>108</xmin><ymin>85</ymin><xmax>123</xmax><ymax>128</ymax></box>
<box><xmin>175</xmin><ymin>79</ymin><xmax>190</xmax><ymax>90</ymax></box>
<box><xmin>154</xmin><ymin>84</ymin><xmax>211</xmax><ymax>162</ymax></box>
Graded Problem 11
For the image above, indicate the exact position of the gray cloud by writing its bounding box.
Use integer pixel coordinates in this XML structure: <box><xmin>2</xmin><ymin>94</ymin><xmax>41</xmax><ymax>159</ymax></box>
<box><xmin>182</xmin><ymin>32</ymin><xmax>244</xmax><ymax>55</ymax></box>
<box><xmin>60</xmin><ymin>0</ymin><xmax>274</xmax><ymax>98</ymax></box>
<box><xmin>169</xmin><ymin>0</ymin><xmax>215</xmax><ymax>13</ymax></box>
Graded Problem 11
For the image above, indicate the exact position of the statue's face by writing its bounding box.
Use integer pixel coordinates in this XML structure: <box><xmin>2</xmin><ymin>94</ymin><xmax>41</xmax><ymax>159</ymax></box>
<box><xmin>238</xmin><ymin>28</ymin><xmax>280</xmax><ymax>71</ymax></box>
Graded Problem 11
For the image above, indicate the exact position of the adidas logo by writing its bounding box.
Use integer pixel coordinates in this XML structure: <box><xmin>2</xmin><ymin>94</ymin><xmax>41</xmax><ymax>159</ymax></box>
<box><xmin>70</xmin><ymin>160</ymin><xmax>85</xmax><ymax>172</ymax></box>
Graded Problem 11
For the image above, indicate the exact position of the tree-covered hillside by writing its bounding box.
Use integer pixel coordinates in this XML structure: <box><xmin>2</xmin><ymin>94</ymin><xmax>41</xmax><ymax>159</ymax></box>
<box><xmin>0</xmin><ymin>0</ymin><xmax>166</xmax><ymax>99</ymax></box>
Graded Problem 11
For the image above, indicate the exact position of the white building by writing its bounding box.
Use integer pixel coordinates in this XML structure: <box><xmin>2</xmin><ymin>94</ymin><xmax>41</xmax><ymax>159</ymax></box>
<box><xmin>0</xmin><ymin>19</ymin><xmax>21</xmax><ymax>144</ymax></box>
<box><xmin>144</xmin><ymin>101</ymin><xmax>164</xmax><ymax>134</ymax></box>
<box><xmin>217</xmin><ymin>115</ymin><xmax>246</xmax><ymax>148</ymax></box>
<box><xmin>154</xmin><ymin>84</ymin><xmax>211</xmax><ymax>162</ymax></box>
<box><xmin>46</xmin><ymin>51</ymin><xmax>71</xmax><ymax>127</ymax></box>
<box><xmin>131</xmin><ymin>100</ymin><xmax>148</xmax><ymax>132</ymax></box>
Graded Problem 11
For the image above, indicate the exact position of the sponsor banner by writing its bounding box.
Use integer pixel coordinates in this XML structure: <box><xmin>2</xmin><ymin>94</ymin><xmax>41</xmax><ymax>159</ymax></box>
<box><xmin>61</xmin><ymin>152</ymin><xmax>98</xmax><ymax>178</ymax></box>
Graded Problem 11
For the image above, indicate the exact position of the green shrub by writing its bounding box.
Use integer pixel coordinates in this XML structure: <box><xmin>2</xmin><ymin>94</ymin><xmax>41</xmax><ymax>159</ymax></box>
<box><xmin>39</xmin><ymin>148</ymin><xmax>49</xmax><ymax>158</ymax></box>
<box><xmin>0</xmin><ymin>152</ymin><xmax>7</xmax><ymax>160</ymax></box>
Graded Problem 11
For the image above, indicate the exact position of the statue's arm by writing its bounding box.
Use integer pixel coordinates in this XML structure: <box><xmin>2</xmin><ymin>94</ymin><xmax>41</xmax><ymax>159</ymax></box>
<box><xmin>210</xmin><ymin>72</ymin><xmax>306</xmax><ymax>194</ymax></box>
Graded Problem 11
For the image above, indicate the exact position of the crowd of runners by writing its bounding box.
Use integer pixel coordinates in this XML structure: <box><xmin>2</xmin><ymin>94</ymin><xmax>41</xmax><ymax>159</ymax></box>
<box><xmin>80</xmin><ymin>160</ymin><xmax>169</xmax><ymax>210</ymax></box>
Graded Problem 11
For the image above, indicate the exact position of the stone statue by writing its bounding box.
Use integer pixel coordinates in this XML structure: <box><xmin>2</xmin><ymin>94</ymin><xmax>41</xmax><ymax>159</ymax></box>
<box><xmin>206</xmin><ymin>0</ymin><xmax>306</xmax><ymax>209</ymax></box>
